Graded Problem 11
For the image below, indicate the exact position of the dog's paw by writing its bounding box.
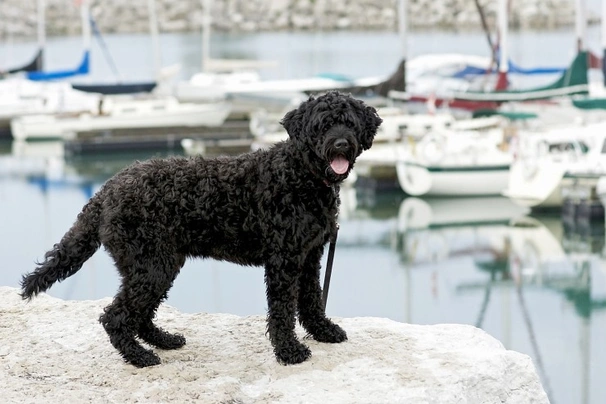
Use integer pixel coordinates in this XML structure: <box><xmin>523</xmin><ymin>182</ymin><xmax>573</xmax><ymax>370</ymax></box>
<box><xmin>159</xmin><ymin>333</ymin><xmax>186</xmax><ymax>350</ymax></box>
<box><xmin>311</xmin><ymin>321</ymin><xmax>348</xmax><ymax>344</ymax></box>
<box><xmin>126</xmin><ymin>348</ymin><xmax>162</xmax><ymax>368</ymax></box>
<box><xmin>275</xmin><ymin>342</ymin><xmax>312</xmax><ymax>365</ymax></box>
<box><xmin>139</xmin><ymin>329</ymin><xmax>187</xmax><ymax>350</ymax></box>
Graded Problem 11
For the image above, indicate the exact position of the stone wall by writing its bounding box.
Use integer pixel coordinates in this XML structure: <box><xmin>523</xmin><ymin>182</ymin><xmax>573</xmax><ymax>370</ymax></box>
<box><xmin>0</xmin><ymin>0</ymin><xmax>595</xmax><ymax>39</ymax></box>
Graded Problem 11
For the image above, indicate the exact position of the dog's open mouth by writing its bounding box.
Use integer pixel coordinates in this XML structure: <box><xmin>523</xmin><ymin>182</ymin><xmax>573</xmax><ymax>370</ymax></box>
<box><xmin>330</xmin><ymin>156</ymin><xmax>350</xmax><ymax>175</ymax></box>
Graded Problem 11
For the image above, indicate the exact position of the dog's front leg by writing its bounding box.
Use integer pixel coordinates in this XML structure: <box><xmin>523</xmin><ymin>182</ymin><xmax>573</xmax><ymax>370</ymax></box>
<box><xmin>265</xmin><ymin>257</ymin><xmax>311</xmax><ymax>365</ymax></box>
<box><xmin>297</xmin><ymin>246</ymin><xmax>348</xmax><ymax>344</ymax></box>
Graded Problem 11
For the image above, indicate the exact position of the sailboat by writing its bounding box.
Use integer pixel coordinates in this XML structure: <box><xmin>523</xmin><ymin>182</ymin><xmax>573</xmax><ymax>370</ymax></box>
<box><xmin>26</xmin><ymin>0</ymin><xmax>161</xmax><ymax>95</ymax></box>
<box><xmin>0</xmin><ymin>0</ymin><xmax>44</xmax><ymax>76</ymax></box>
<box><xmin>0</xmin><ymin>0</ymin><xmax>103</xmax><ymax>139</ymax></box>
<box><xmin>449</xmin><ymin>0</ymin><xmax>594</xmax><ymax>107</ymax></box>
<box><xmin>70</xmin><ymin>0</ymin><xmax>162</xmax><ymax>95</ymax></box>
<box><xmin>175</xmin><ymin>0</ymin><xmax>390</xmax><ymax>108</ymax></box>
<box><xmin>395</xmin><ymin>0</ymin><xmax>582</xmax><ymax>112</ymax></box>
<box><xmin>25</xmin><ymin>0</ymin><xmax>90</xmax><ymax>82</ymax></box>
<box><xmin>565</xmin><ymin>0</ymin><xmax>606</xmax><ymax>110</ymax></box>
<box><xmin>452</xmin><ymin>52</ymin><xmax>590</xmax><ymax>104</ymax></box>
<box><xmin>1</xmin><ymin>50</ymin><xmax>43</xmax><ymax>76</ymax></box>
<box><xmin>339</xmin><ymin>0</ymin><xmax>568</xmax><ymax>111</ymax></box>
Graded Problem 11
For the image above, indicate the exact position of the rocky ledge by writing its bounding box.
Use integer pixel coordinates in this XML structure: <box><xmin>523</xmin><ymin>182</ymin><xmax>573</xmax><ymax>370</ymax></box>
<box><xmin>0</xmin><ymin>286</ymin><xmax>549</xmax><ymax>403</ymax></box>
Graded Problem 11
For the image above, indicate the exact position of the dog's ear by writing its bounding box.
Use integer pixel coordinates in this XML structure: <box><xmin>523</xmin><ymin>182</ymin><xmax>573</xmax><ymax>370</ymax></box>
<box><xmin>280</xmin><ymin>108</ymin><xmax>302</xmax><ymax>140</ymax></box>
<box><xmin>359</xmin><ymin>105</ymin><xmax>383</xmax><ymax>151</ymax></box>
<box><xmin>280</xmin><ymin>96</ymin><xmax>313</xmax><ymax>141</ymax></box>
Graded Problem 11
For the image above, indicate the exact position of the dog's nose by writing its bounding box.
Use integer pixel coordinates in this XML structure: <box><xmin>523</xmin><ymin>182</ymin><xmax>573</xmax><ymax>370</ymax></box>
<box><xmin>334</xmin><ymin>138</ymin><xmax>349</xmax><ymax>149</ymax></box>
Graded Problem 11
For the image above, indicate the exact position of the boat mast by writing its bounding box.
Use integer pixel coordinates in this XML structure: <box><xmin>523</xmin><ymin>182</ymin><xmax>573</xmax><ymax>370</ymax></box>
<box><xmin>575</xmin><ymin>0</ymin><xmax>587</xmax><ymax>52</ymax></box>
<box><xmin>397</xmin><ymin>0</ymin><xmax>407</xmax><ymax>92</ymax></box>
<box><xmin>147</xmin><ymin>0</ymin><xmax>162</xmax><ymax>79</ymax></box>
<box><xmin>602</xmin><ymin>0</ymin><xmax>606</xmax><ymax>86</ymax></box>
<box><xmin>36</xmin><ymin>0</ymin><xmax>45</xmax><ymax>70</ymax></box>
<box><xmin>496</xmin><ymin>0</ymin><xmax>508</xmax><ymax>90</ymax></box>
<box><xmin>472</xmin><ymin>0</ymin><xmax>496</xmax><ymax>64</ymax></box>
<box><xmin>201</xmin><ymin>0</ymin><xmax>211</xmax><ymax>72</ymax></box>
<box><xmin>80</xmin><ymin>0</ymin><xmax>91</xmax><ymax>53</ymax></box>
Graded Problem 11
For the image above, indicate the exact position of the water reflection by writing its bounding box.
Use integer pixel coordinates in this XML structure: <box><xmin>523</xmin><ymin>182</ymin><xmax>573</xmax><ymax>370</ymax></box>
<box><xmin>381</xmin><ymin>194</ymin><xmax>606</xmax><ymax>404</ymax></box>
<box><xmin>2</xmin><ymin>143</ymin><xmax>606</xmax><ymax>403</ymax></box>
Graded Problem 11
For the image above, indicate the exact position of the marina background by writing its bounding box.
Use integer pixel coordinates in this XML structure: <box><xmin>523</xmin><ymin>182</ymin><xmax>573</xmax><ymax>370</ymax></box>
<box><xmin>1</xmin><ymin>7</ymin><xmax>606</xmax><ymax>404</ymax></box>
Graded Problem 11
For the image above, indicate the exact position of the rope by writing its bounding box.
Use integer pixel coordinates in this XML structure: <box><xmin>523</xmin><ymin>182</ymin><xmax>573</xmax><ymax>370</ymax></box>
<box><xmin>89</xmin><ymin>16</ymin><xmax>122</xmax><ymax>82</ymax></box>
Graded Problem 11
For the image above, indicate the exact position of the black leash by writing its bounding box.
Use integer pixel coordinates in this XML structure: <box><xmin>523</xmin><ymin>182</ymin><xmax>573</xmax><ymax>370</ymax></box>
<box><xmin>322</xmin><ymin>223</ymin><xmax>339</xmax><ymax>310</ymax></box>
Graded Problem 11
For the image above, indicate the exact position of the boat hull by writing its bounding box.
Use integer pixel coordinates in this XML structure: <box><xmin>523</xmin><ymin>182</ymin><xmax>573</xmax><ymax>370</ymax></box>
<box><xmin>11</xmin><ymin>100</ymin><xmax>232</xmax><ymax>141</ymax></box>
<box><xmin>504</xmin><ymin>175</ymin><xmax>602</xmax><ymax>209</ymax></box>
<box><xmin>397</xmin><ymin>163</ymin><xmax>510</xmax><ymax>196</ymax></box>
<box><xmin>71</xmin><ymin>82</ymin><xmax>157</xmax><ymax>95</ymax></box>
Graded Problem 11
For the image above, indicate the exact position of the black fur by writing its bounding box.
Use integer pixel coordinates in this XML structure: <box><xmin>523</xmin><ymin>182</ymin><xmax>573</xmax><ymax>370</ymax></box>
<box><xmin>20</xmin><ymin>91</ymin><xmax>382</xmax><ymax>368</ymax></box>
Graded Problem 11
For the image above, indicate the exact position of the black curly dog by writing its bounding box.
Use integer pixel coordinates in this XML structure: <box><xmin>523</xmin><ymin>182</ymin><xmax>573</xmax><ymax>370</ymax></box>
<box><xmin>20</xmin><ymin>91</ymin><xmax>382</xmax><ymax>368</ymax></box>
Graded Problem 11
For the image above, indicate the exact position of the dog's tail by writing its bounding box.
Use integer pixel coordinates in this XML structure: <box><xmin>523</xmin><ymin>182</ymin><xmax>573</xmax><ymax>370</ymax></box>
<box><xmin>20</xmin><ymin>196</ymin><xmax>103</xmax><ymax>300</ymax></box>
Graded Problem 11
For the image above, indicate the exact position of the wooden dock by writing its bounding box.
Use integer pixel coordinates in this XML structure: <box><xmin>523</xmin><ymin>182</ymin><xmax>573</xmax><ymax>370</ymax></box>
<box><xmin>63</xmin><ymin>120</ymin><xmax>253</xmax><ymax>155</ymax></box>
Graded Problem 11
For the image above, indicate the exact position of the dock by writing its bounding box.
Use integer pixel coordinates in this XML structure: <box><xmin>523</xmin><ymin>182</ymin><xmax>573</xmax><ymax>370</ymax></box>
<box><xmin>64</xmin><ymin>120</ymin><xmax>253</xmax><ymax>155</ymax></box>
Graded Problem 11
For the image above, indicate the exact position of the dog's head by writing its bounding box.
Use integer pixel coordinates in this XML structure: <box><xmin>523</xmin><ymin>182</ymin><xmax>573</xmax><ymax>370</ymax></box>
<box><xmin>280</xmin><ymin>91</ymin><xmax>382</xmax><ymax>184</ymax></box>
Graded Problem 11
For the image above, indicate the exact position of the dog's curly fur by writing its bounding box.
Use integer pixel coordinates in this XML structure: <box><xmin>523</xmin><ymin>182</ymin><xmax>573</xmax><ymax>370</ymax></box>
<box><xmin>20</xmin><ymin>91</ymin><xmax>382</xmax><ymax>368</ymax></box>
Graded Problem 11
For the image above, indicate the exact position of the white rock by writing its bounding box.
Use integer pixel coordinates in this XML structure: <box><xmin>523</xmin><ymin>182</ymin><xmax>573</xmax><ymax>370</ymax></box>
<box><xmin>0</xmin><ymin>287</ymin><xmax>548</xmax><ymax>404</ymax></box>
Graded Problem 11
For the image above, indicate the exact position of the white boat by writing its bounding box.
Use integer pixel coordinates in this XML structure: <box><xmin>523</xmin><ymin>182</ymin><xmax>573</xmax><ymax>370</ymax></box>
<box><xmin>351</xmin><ymin>112</ymin><xmax>456</xmax><ymax>181</ymax></box>
<box><xmin>250</xmin><ymin>108</ymin><xmax>511</xmax><ymax>195</ymax></box>
<box><xmin>178</xmin><ymin>51</ymin><xmax>505</xmax><ymax>111</ymax></box>
<box><xmin>0</xmin><ymin>79</ymin><xmax>101</xmax><ymax>135</ymax></box>
<box><xmin>10</xmin><ymin>96</ymin><xmax>232</xmax><ymax>141</ymax></box>
<box><xmin>405</xmin><ymin>53</ymin><xmax>497</xmax><ymax>100</ymax></box>
<box><xmin>176</xmin><ymin>0</ymin><xmax>382</xmax><ymax>103</ymax></box>
<box><xmin>503</xmin><ymin>122</ymin><xmax>606</xmax><ymax>209</ymax></box>
<box><xmin>355</xmin><ymin>115</ymin><xmax>511</xmax><ymax>196</ymax></box>
<box><xmin>395</xmin><ymin>141</ymin><xmax>512</xmax><ymax>196</ymax></box>
<box><xmin>176</xmin><ymin>1</ymin><xmax>502</xmax><ymax>109</ymax></box>
<box><xmin>174</xmin><ymin>0</ymin><xmax>280</xmax><ymax>104</ymax></box>
<box><xmin>177</xmin><ymin>69</ymin><xmax>385</xmax><ymax>101</ymax></box>
<box><xmin>0</xmin><ymin>0</ymin><xmax>102</xmax><ymax>139</ymax></box>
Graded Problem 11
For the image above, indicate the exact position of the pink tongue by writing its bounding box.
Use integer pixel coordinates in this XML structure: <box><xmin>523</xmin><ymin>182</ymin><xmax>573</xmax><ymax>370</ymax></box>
<box><xmin>330</xmin><ymin>156</ymin><xmax>349</xmax><ymax>174</ymax></box>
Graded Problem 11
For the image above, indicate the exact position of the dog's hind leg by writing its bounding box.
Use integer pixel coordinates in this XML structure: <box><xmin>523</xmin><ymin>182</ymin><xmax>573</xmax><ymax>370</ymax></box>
<box><xmin>137</xmin><ymin>255</ymin><xmax>187</xmax><ymax>350</ymax></box>
<box><xmin>99</xmin><ymin>254</ymin><xmax>183</xmax><ymax>367</ymax></box>
<box><xmin>99</xmin><ymin>279</ymin><xmax>161</xmax><ymax>367</ymax></box>
<box><xmin>265</xmin><ymin>256</ymin><xmax>311</xmax><ymax>365</ymax></box>
<box><xmin>297</xmin><ymin>246</ymin><xmax>347</xmax><ymax>344</ymax></box>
